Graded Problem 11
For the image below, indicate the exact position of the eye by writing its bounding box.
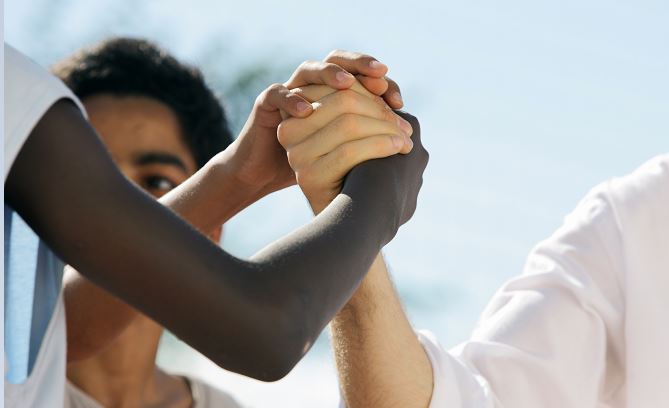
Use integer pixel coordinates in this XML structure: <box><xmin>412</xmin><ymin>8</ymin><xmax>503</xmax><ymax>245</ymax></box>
<box><xmin>143</xmin><ymin>175</ymin><xmax>177</xmax><ymax>195</ymax></box>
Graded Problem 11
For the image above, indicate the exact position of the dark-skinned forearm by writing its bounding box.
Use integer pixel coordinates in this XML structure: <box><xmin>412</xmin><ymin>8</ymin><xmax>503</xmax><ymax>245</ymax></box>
<box><xmin>7</xmin><ymin>100</ymin><xmax>398</xmax><ymax>381</ymax></box>
<box><xmin>64</xmin><ymin>148</ymin><xmax>266</xmax><ymax>362</ymax></box>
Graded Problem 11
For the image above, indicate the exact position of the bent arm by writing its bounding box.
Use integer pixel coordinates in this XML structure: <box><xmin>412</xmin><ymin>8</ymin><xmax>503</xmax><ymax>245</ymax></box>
<box><xmin>6</xmin><ymin>100</ymin><xmax>401</xmax><ymax>381</ymax></box>
<box><xmin>64</xmin><ymin>145</ymin><xmax>265</xmax><ymax>362</ymax></box>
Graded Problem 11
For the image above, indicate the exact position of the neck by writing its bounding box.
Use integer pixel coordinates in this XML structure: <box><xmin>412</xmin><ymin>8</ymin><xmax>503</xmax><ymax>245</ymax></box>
<box><xmin>67</xmin><ymin>315</ymin><xmax>191</xmax><ymax>408</ymax></box>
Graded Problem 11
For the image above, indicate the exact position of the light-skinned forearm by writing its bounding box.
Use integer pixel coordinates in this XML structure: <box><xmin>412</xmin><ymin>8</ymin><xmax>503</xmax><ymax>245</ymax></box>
<box><xmin>332</xmin><ymin>253</ymin><xmax>434</xmax><ymax>408</ymax></box>
<box><xmin>158</xmin><ymin>147</ymin><xmax>269</xmax><ymax>233</ymax></box>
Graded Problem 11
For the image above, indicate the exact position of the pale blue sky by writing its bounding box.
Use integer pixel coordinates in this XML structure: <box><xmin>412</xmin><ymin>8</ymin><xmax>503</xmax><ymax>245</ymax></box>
<box><xmin>5</xmin><ymin>1</ymin><xmax>668</xmax><ymax>405</ymax></box>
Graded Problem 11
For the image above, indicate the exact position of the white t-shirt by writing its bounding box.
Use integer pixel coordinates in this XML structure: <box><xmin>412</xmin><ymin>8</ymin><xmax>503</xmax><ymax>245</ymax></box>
<box><xmin>417</xmin><ymin>154</ymin><xmax>669</xmax><ymax>407</ymax></box>
<box><xmin>4</xmin><ymin>43</ymin><xmax>86</xmax><ymax>408</ymax></box>
<box><xmin>64</xmin><ymin>376</ymin><xmax>244</xmax><ymax>408</ymax></box>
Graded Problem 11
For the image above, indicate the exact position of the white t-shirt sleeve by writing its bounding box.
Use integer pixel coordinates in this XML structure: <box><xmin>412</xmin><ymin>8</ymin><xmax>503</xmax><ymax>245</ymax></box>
<box><xmin>418</xmin><ymin>184</ymin><xmax>626</xmax><ymax>408</ymax></box>
<box><xmin>4</xmin><ymin>43</ymin><xmax>85</xmax><ymax>180</ymax></box>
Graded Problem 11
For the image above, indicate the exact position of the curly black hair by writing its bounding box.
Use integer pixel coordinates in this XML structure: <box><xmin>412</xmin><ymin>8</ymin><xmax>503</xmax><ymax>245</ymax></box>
<box><xmin>52</xmin><ymin>37</ymin><xmax>233</xmax><ymax>169</ymax></box>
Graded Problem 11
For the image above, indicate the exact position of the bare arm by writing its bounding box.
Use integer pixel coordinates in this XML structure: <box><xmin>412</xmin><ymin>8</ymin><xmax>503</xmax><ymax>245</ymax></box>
<box><xmin>6</xmin><ymin>100</ymin><xmax>427</xmax><ymax>381</ymax></box>
<box><xmin>63</xmin><ymin>152</ymin><xmax>254</xmax><ymax>361</ymax></box>
<box><xmin>332</xmin><ymin>255</ymin><xmax>433</xmax><ymax>408</ymax></box>
<box><xmin>62</xmin><ymin>51</ymin><xmax>406</xmax><ymax>362</ymax></box>
<box><xmin>281</xmin><ymin>72</ymin><xmax>433</xmax><ymax>406</ymax></box>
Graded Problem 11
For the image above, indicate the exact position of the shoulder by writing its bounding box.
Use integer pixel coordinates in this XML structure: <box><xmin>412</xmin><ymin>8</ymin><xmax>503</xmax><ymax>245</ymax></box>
<box><xmin>522</xmin><ymin>154</ymin><xmax>669</xmax><ymax>302</ymax></box>
<box><xmin>542</xmin><ymin>154</ymin><xmax>668</xmax><ymax>257</ymax></box>
<box><xmin>4</xmin><ymin>43</ymin><xmax>86</xmax><ymax>179</ymax></box>
<box><xmin>603</xmin><ymin>154</ymin><xmax>669</xmax><ymax>271</ymax></box>
<box><xmin>606</xmin><ymin>154</ymin><xmax>669</xmax><ymax>225</ymax></box>
<box><xmin>572</xmin><ymin>154</ymin><xmax>669</xmax><ymax>257</ymax></box>
<box><xmin>186</xmin><ymin>375</ymin><xmax>244</xmax><ymax>408</ymax></box>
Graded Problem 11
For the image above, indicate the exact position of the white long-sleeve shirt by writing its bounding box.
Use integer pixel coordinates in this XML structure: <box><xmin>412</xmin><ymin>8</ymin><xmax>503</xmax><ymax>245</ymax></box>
<box><xmin>420</xmin><ymin>154</ymin><xmax>669</xmax><ymax>407</ymax></box>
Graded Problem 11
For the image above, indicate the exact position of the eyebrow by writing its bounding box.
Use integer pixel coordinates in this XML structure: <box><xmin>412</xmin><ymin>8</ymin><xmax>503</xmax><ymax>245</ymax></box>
<box><xmin>133</xmin><ymin>151</ymin><xmax>189</xmax><ymax>173</ymax></box>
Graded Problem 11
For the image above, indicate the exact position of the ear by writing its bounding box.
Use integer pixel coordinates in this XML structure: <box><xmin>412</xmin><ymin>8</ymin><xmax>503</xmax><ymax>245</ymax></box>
<box><xmin>208</xmin><ymin>225</ymin><xmax>223</xmax><ymax>245</ymax></box>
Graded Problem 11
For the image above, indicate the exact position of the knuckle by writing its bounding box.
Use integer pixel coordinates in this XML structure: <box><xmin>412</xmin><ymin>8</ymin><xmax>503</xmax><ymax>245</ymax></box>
<box><xmin>416</xmin><ymin>146</ymin><xmax>429</xmax><ymax>167</ymax></box>
<box><xmin>386</xmin><ymin>77</ymin><xmax>400</xmax><ymax>89</ymax></box>
<box><xmin>276</xmin><ymin>121</ymin><xmax>291</xmax><ymax>146</ymax></box>
<box><xmin>336</xmin><ymin>143</ymin><xmax>354</xmax><ymax>161</ymax></box>
<box><xmin>358</xmin><ymin>54</ymin><xmax>374</xmax><ymax>64</ymax></box>
<box><xmin>383</xmin><ymin>136</ymin><xmax>402</xmax><ymax>152</ymax></box>
<box><xmin>286</xmin><ymin>144</ymin><xmax>307</xmax><ymax>168</ymax></box>
<box><xmin>325</xmin><ymin>49</ymin><xmax>343</xmax><ymax>61</ymax></box>
<box><xmin>254</xmin><ymin>90</ymin><xmax>268</xmax><ymax>106</ymax></box>
<box><xmin>324</xmin><ymin>62</ymin><xmax>343</xmax><ymax>75</ymax></box>
<box><xmin>384</xmin><ymin>109</ymin><xmax>398</xmax><ymax>124</ymax></box>
<box><xmin>268</xmin><ymin>82</ymin><xmax>285</xmax><ymax>93</ymax></box>
<box><xmin>374</xmin><ymin>95</ymin><xmax>386</xmax><ymax>106</ymax></box>
<box><xmin>337</xmin><ymin>113</ymin><xmax>360</xmax><ymax>133</ymax></box>
<box><xmin>296</xmin><ymin>167</ymin><xmax>315</xmax><ymax>186</ymax></box>
<box><xmin>335</xmin><ymin>89</ymin><xmax>359</xmax><ymax>111</ymax></box>
<box><xmin>398</xmin><ymin>111</ymin><xmax>421</xmax><ymax>133</ymax></box>
<box><xmin>258</xmin><ymin>83</ymin><xmax>284</xmax><ymax>105</ymax></box>
<box><xmin>298</xmin><ymin>60</ymin><xmax>315</xmax><ymax>71</ymax></box>
<box><xmin>399</xmin><ymin>111</ymin><xmax>419</xmax><ymax>127</ymax></box>
<box><xmin>374</xmin><ymin>95</ymin><xmax>392</xmax><ymax>113</ymax></box>
<box><xmin>377</xmin><ymin>137</ymin><xmax>396</xmax><ymax>153</ymax></box>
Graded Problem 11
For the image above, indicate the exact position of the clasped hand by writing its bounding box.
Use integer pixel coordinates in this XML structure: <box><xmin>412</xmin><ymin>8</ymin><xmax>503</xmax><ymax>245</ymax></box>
<box><xmin>229</xmin><ymin>49</ymin><xmax>428</xmax><ymax>228</ymax></box>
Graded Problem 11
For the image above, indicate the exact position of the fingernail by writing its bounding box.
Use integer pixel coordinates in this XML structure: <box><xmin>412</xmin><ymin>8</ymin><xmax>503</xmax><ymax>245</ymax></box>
<box><xmin>336</xmin><ymin>71</ymin><xmax>354</xmax><ymax>83</ymax></box>
<box><xmin>296</xmin><ymin>102</ymin><xmax>311</xmax><ymax>112</ymax></box>
<box><xmin>369</xmin><ymin>60</ymin><xmax>387</xmax><ymax>70</ymax></box>
<box><xmin>393</xmin><ymin>92</ymin><xmax>403</xmax><ymax>105</ymax></box>
<box><xmin>397</xmin><ymin>116</ymin><xmax>413</xmax><ymax>136</ymax></box>
<box><xmin>392</xmin><ymin>135</ymin><xmax>404</xmax><ymax>149</ymax></box>
<box><xmin>405</xmin><ymin>137</ymin><xmax>414</xmax><ymax>150</ymax></box>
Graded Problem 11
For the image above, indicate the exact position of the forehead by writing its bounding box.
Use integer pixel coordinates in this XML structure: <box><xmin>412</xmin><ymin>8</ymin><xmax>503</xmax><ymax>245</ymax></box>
<box><xmin>82</xmin><ymin>94</ymin><xmax>197</xmax><ymax>173</ymax></box>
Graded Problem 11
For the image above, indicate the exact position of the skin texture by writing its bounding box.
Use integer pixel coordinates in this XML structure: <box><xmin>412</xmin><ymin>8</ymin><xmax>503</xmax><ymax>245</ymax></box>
<box><xmin>283</xmin><ymin>83</ymin><xmax>434</xmax><ymax>407</ymax></box>
<box><xmin>65</xmin><ymin>95</ymin><xmax>211</xmax><ymax>407</ymax></box>
<box><xmin>66</xmin><ymin>81</ymin><xmax>415</xmax><ymax>407</ymax></box>
<box><xmin>58</xmin><ymin>51</ymin><xmax>414</xmax><ymax>370</ymax></box>
<box><xmin>6</xmin><ymin>99</ymin><xmax>425</xmax><ymax>382</ymax></box>
<box><xmin>331</xmin><ymin>256</ymin><xmax>434</xmax><ymax>408</ymax></box>
<box><xmin>280</xmin><ymin>81</ymin><xmax>413</xmax><ymax>213</ymax></box>
<box><xmin>5</xmin><ymin>52</ymin><xmax>427</xmax><ymax>383</ymax></box>
<box><xmin>224</xmin><ymin>50</ymin><xmax>402</xmax><ymax>200</ymax></box>
<box><xmin>63</xmin><ymin>95</ymin><xmax>222</xmax><ymax>363</ymax></box>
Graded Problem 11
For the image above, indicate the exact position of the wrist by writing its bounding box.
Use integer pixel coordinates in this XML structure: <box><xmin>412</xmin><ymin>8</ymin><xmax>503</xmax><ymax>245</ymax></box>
<box><xmin>158</xmin><ymin>154</ymin><xmax>261</xmax><ymax>236</ymax></box>
<box><xmin>340</xmin><ymin>253</ymin><xmax>386</xmax><ymax>309</ymax></box>
<box><xmin>342</xmin><ymin>162</ymin><xmax>401</xmax><ymax>246</ymax></box>
<box><xmin>306</xmin><ymin>194</ymin><xmax>336</xmax><ymax>215</ymax></box>
<box><xmin>309</xmin><ymin>201</ymin><xmax>328</xmax><ymax>215</ymax></box>
<box><xmin>212</xmin><ymin>148</ymin><xmax>267</xmax><ymax>203</ymax></box>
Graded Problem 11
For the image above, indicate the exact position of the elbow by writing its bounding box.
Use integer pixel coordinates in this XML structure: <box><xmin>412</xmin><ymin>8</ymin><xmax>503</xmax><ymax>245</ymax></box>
<box><xmin>209</xmin><ymin>329</ymin><xmax>309</xmax><ymax>382</ymax></box>
<box><xmin>243</xmin><ymin>315</ymin><xmax>313</xmax><ymax>382</ymax></box>
<box><xmin>246</xmin><ymin>285</ymin><xmax>321</xmax><ymax>381</ymax></box>
<box><xmin>210</xmin><ymin>296</ymin><xmax>316</xmax><ymax>382</ymax></box>
<box><xmin>248</xmin><ymin>350</ymin><xmax>302</xmax><ymax>382</ymax></box>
